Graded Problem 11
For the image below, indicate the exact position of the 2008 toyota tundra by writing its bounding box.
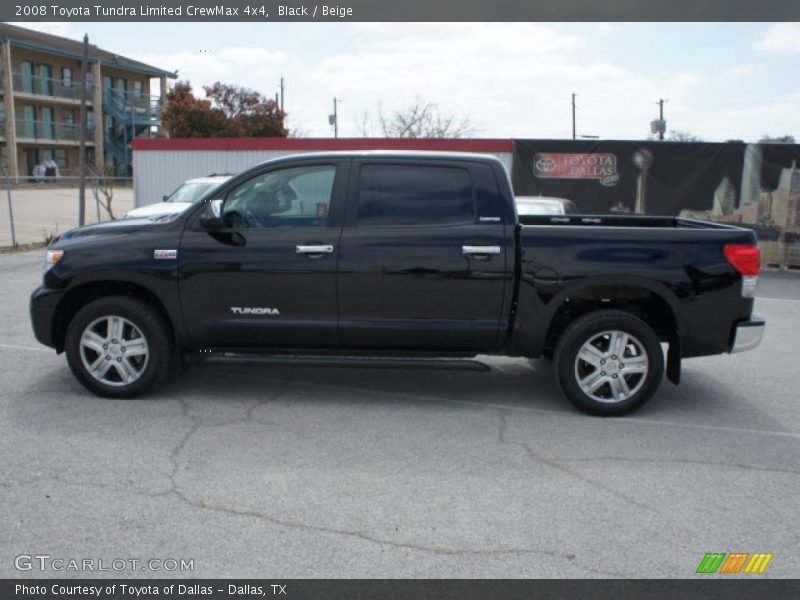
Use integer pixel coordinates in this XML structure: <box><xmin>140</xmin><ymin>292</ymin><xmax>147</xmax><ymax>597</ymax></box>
<box><xmin>30</xmin><ymin>152</ymin><xmax>765</xmax><ymax>415</ymax></box>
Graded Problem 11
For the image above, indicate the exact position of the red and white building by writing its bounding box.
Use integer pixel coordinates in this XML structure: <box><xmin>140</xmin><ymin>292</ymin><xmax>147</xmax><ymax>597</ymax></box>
<box><xmin>131</xmin><ymin>138</ymin><xmax>514</xmax><ymax>207</ymax></box>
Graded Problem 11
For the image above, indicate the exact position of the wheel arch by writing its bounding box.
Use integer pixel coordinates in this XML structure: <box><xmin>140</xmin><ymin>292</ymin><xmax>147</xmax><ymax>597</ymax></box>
<box><xmin>538</xmin><ymin>276</ymin><xmax>683</xmax><ymax>383</ymax></box>
<box><xmin>52</xmin><ymin>280</ymin><xmax>174</xmax><ymax>353</ymax></box>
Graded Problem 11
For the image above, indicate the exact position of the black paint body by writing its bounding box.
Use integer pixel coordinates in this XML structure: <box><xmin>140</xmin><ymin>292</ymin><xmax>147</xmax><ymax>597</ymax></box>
<box><xmin>30</xmin><ymin>152</ymin><xmax>757</xmax><ymax>366</ymax></box>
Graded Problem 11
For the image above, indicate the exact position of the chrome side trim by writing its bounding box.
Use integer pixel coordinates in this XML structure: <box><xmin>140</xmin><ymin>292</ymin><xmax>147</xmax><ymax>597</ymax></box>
<box><xmin>731</xmin><ymin>318</ymin><xmax>765</xmax><ymax>354</ymax></box>
<box><xmin>296</xmin><ymin>245</ymin><xmax>334</xmax><ymax>254</ymax></box>
<box><xmin>462</xmin><ymin>245</ymin><xmax>502</xmax><ymax>255</ymax></box>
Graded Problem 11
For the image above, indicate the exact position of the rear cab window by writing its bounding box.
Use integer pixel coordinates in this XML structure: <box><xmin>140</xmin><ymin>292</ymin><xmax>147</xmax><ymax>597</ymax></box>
<box><xmin>357</xmin><ymin>164</ymin><xmax>475</xmax><ymax>226</ymax></box>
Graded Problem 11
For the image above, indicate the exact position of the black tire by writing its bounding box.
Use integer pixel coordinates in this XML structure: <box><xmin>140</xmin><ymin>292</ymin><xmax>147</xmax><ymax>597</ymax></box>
<box><xmin>65</xmin><ymin>296</ymin><xmax>173</xmax><ymax>398</ymax></box>
<box><xmin>553</xmin><ymin>310</ymin><xmax>664</xmax><ymax>416</ymax></box>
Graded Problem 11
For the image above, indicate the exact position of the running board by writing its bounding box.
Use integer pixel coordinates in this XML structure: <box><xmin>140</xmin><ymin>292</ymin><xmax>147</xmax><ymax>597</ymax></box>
<box><xmin>199</xmin><ymin>353</ymin><xmax>491</xmax><ymax>372</ymax></box>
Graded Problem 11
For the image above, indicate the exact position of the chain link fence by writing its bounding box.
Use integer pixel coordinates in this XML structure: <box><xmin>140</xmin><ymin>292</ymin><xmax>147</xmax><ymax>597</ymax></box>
<box><xmin>1</xmin><ymin>166</ymin><xmax>133</xmax><ymax>249</ymax></box>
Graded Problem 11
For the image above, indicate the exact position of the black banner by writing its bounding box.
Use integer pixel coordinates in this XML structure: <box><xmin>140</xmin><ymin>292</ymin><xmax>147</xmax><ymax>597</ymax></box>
<box><xmin>512</xmin><ymin>140</ymin><xmax>800</xmax><ymax>252</ymax></box>
<box><xmin>4</xmin><ymin>579</ymin><xmax>800</xmax><ymax>600</ymax></box>
<box><xmin>3</xmin><ymin>0</ymin><xmax>800</xmax><ymax>22</ymax></box>
<box><xmin>512</xmin><ymin>139</ymin><xmax>748</xmax><ymax>217</ymax></box>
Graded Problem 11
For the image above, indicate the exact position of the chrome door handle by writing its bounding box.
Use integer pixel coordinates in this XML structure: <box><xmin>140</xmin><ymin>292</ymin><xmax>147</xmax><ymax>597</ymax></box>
<box><xmin>296</xmin><ymin>244</ymin><xmax>334</xmax><ymax>254</ymax></box>
<box><xmin>462</xmin><ymin>245</ymin><xmax>501</xmax><ymax>255</ymax></box>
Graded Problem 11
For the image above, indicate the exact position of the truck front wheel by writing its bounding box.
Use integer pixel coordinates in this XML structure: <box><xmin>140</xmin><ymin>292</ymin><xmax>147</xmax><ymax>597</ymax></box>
<box><xmin>65</xmin><ymin>296</ymin><xmax>173</xmax><ymax>398</ymax></box>
<box><xmin>553</xmin><ymin>310</ymin><xmax>664</xmax><ymax>416</ymax></box>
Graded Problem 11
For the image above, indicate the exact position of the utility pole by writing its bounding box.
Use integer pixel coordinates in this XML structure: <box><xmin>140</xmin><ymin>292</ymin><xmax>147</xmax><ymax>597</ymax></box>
<box><xmin>657</xmin><ymin>98</ymin><xmax>666</xmax><ymax>141</ymax></box>
<box><xmin>329</xmin><ymin>97</ymin><xmax>340</xmax><ymax>138</ymax></box>
<box><xmin>3</xmin><ymin>162</ymin><xmax>16</xmax><ymax>248</ymax></box>
<box><xmin>571</xmin><ymin>93</ymin><xmax>576</xmax><ymax>140</ymax></box>
<box><xmin>77</xmin><ymin>34</ymin><xmax>89</xmax><ymax>226</ymax></box>
<box><xmin>280</xmin><ymin>76</ymin><xmax>285</xmax><ymax>112</ymax></box>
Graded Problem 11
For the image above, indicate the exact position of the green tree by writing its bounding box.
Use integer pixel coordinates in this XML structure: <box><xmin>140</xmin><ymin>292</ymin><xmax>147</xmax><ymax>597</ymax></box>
<box><xmin>160</xmin><ymin>81</ymin><xmax>227</xmax><ymax>138</ymax></box>
<box><xmin>161</xmin><ymin>81</ymin><xmax>287</xmax><ymax>138</ymax></box>
<box><xmin>203</xmin><ymin>82</ymin><xmax>287</xmax><ymax>137</ymax></box>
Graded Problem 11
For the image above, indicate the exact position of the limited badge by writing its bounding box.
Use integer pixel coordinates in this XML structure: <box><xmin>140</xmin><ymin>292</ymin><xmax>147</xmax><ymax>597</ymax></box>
<box><xmin>153</xmin><ymin>249</ymin><xmax>178</xmax><ymax>260</ymax></box>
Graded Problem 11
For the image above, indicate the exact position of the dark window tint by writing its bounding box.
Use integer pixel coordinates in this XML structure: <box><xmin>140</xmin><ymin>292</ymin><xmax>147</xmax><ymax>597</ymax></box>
<box><xmin>359</xmin><ymin>165</ymin><xmax>474</xmax><ymax>226</ymax></box>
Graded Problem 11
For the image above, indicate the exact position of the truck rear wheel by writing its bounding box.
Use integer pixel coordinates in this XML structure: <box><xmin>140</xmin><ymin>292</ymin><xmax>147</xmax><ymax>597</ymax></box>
<box><xmin>553</xmin><ymin>310</ymin><xmax>664</xmax><ymax>416</ymax></box>
<box><xmin>65</xmin><ymin>296</ymin><xmax>173</xmax><ymax>398</ymax></box>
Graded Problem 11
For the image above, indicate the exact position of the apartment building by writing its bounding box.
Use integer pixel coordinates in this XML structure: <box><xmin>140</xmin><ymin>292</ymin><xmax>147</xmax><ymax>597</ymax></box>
<box><xmin>0</xmin><ymin>23</ymin><xmax>176</xmax><ymax>178</ymax></box>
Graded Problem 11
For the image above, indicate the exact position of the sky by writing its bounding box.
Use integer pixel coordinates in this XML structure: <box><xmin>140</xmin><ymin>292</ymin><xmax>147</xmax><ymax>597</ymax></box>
<box><xmin>10</xmin><ymin>21</ymin><xmax>800</xmax><ymax>142</ymax></box>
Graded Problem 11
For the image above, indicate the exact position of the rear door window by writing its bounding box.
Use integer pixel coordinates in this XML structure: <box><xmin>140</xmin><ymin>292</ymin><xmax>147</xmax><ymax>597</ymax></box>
<box><xmin>358</xmin><ymin>164</ymin><xmax>474</xmax><ymax>226</ymax></box>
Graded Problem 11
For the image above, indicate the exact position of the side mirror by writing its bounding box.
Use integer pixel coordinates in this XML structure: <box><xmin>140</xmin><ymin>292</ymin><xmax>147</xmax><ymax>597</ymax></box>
<box><xmin>162</xmin><ymin>195</ymin><xmax>169</xmax><ymax>202</ymax></box>
<box><xmin>199</xmin><ymin>199</ymin><xmax>225</xmax><ymax>230</ymax></box>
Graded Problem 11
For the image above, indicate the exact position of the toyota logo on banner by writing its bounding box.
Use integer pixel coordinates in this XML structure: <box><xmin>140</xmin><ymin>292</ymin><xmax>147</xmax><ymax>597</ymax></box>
<box><xmin>534</xmin><ymin>156</ymin><xmax>557</xmax><ymax>174</ymax></box>
<box><xmin>533</xmin><ymin>153</ymin><xmax>620</xmax><ymax>187</ymax></box>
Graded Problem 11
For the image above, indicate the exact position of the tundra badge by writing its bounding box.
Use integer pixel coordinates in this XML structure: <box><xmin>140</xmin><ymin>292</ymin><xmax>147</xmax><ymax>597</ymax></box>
<box><xmin>230</xmin><ymin>307</ymin><xmax>281</xmax><ymax>316</ymax></box>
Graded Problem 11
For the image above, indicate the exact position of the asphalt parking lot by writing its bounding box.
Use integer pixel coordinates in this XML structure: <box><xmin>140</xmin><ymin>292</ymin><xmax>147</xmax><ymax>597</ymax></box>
<box><xmin>1</xmin><ymin>249</ymin><xmax>798</xmax><ymax>578</ymax></box>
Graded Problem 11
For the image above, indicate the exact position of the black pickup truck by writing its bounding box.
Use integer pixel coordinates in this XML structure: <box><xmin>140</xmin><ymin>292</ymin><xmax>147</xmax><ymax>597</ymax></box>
<box><xmin>30</xmin><ymin>152</ymin><xmax>764</xmax><ymax>415</ymax></box>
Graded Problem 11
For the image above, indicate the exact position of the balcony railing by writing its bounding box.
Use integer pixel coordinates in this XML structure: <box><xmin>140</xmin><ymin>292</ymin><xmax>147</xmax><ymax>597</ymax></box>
<box><xmin>16</xmin><ymin>119</ymin><xmax>94</xmax><ymax>142</ymax></box>
<box><xmin>104</xmin><ymin>88</ymin><xmax>161</xmax><ymax>119</ymax></box>
<box><xmin>11</xmin><ymin>71</ymin><xmax>94</xmax><ymax>101</ymax></box>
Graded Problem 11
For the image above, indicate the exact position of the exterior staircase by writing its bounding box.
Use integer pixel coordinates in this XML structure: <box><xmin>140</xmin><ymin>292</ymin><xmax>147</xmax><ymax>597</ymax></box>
<box><xmin>102</xmin><ymin>89</ymin><xmax>161</xmax><ymax>176</ymax></box>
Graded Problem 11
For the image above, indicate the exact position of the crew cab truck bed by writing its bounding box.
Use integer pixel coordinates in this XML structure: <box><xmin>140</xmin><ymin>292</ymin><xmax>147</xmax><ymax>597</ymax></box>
<box><xmin>30</xmin><ymin>151</ymin><xmax>764</xmax><ymax>415</ymax></box>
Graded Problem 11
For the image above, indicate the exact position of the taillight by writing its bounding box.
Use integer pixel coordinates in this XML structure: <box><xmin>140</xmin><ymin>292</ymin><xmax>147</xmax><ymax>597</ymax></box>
<box><xmin>724</xmin><ymin>244</ymin><xmax>760</xmax><ymax>298</ymax></box>
<box><xmin>724</xmin><ymin>244</ymin><xmax>760</xmax><ymax>276</ymax></box>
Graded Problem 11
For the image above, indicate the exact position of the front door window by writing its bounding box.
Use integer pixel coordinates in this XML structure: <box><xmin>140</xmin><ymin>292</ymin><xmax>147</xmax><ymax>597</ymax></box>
<box><xmin>222</xmin><ymin>165</ymin><xmax>337</xmax><ymax>229</ymax></box>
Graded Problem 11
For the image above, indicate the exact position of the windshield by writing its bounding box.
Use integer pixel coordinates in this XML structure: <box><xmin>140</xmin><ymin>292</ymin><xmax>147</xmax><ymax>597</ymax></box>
<box><xmin>167</xmin><ymin>182</ymin><xmax>219</xmax><ymax>203</ymax></box>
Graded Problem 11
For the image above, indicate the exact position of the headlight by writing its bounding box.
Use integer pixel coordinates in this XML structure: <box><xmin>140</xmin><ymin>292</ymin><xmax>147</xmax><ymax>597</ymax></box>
<box><xmin>44</xmin><ymin>249</ymin><xmax>64</xmax><ymax>271</ymax></box>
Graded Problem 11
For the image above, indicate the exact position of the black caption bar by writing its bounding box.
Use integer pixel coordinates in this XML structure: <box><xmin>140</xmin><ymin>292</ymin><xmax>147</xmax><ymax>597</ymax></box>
<box><xmin>3</xmin><ymin>580</ymin><xmax>800</xmax><ymax>600</ymax></box>
<box><xmin>3</xmin><ymin>0</ymin><xmax>800</xmax><ymax>22</ymax></box>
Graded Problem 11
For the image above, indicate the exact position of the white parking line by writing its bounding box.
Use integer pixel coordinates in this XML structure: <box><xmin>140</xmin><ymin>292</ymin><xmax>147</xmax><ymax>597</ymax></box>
<box><xmin>611</xmin><ymin>416</ymin><xmax>800</xmax><ymax>441</ymax></box>
<box><xmin>231</xmin><ymin>370</ymin><xmax>800</xmax><ymax>442</ymax></box>
<box><xmin>0</xmin><ymin>342</ymin><xmax>52</xmax><ymax>353</ymax></box>
<box><xmin>757</xmin><ymin>296</ymin><xmax>800</xmax><ymax>303</ymax></box>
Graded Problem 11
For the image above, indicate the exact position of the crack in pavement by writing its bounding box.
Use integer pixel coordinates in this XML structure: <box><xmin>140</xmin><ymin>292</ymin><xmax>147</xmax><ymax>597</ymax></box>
<box><xmin>496</xmin><ymin>411</ymin><xmax>658</xmax><ymax>514</ymax></box>
<box><xmin>166</xmin><ymin>490</ymin><xmax>630</xmax><ymax>577</ymax></box>
<box><xmin>150</xmin><ymin>380</ymin><xmax>629</xmax><ymax>577</ymax></box>
<box><xmin>2</xmin><ymin>472</ymin><xmax>628</xmax><ymax>577</ymax></box>
<box><xmin>7</xmin><ymin>367</ymin><xmax>759</xmax><ymax>578</ymax></box>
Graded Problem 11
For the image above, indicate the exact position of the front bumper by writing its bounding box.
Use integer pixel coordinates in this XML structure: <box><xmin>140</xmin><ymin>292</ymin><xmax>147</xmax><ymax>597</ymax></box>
<box><xmin>731</xmin><ymin>317</ymin><xmax>765</xmax><ymax>354</ymax></box>
<box><xmin>30</xmin><ymin>286</ymin><xmax>63</xmax><ymax>349</ymax></box>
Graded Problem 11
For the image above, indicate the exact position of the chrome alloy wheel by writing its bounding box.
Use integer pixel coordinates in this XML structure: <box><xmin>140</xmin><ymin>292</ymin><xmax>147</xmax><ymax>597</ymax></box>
<box><xmin>79</xmin><ymin>316</ymin><xmax>149</xmax><ymax>387</ymax></box>
<box><xmin>573</xmin><ymin>330</ymin><xmax>649</xmax><ymax>404</ymax></box>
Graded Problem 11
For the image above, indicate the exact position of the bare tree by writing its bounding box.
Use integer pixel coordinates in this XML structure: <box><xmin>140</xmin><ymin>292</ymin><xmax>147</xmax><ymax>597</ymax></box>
<box><xmin>760</xmin><ymin>134</ymin><xmax>796</xmax><ymax>144</ymax></box>
<box><xmin>357</xmin><ymin>100</ymin><xmax>474</xmax><ymax>138</ymax></box>
<box><xmin>354</xmin><ymin>110</ymin><xmax>373</xmax><ymax>138</ymax></box>
<box><xmin>89</xmin><ymin>166</ymin><xmax>116</xmax><ymax>221</ymax></box>
<box><xmin>667</xmin><ymin>130</ymin><xmax>703</xmax><ymax>142</ymax></box>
